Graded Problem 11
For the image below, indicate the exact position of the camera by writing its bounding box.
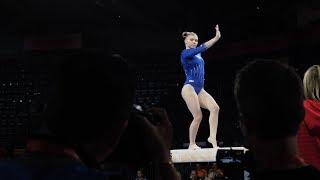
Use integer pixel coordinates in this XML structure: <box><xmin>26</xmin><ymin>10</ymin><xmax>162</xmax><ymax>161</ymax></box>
<box><xmin>131</xmin><ymin>104</ymin><xmax>162</xmax><ymax>125</ymax></box>
<box><xmin>216</xmin><ymin>148</ymin><xmax>245</xmax><ymax>180</ymax></box>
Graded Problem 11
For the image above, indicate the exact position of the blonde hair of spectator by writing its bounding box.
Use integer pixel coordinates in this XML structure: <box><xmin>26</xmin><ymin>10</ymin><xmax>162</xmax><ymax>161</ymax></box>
<box><xmin>303</xmin><ymin>65</ymin><xmax>320</xmax><ymax>101</ymax></box>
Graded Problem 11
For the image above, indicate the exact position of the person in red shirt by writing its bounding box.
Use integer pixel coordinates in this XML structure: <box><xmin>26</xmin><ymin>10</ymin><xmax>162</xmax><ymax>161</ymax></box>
<box><xmin>297</xmin><ymin>65</ymin><xmax>320</xmax><ymax>170</ymax></box>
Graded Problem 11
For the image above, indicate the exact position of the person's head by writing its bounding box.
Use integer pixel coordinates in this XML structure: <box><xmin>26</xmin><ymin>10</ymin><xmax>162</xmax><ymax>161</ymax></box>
<box><xmin>234</xmin><ymin>60</ymin><xmax>304</xmax><ymax>143</ymax></box>
<box><xmin>208</xmin><ymin>168</ymin><xmax>214</xmax><ymax>173</ymax></box>
<box><xmin>195</xmin><ymin>163</ymin><xmax>201</xmax><ymax>168</ymax></box>
<box><xmin>136</xmin><ymin>170</ymin><xmax>143</xmax><ymax>177</ymax></box>
<box><xmin>43</xmin><ymin>51</ymin><xmax>135</xmax><ymax>162</ymax></box>
<box><xmin>182</xmin><ymin>32</ymin><xmax>198</xmax><ymax>49</ymax></box>
<box><xmin>212</xmin><ymin>162</ymin><xmax>218</xmax><ymax>170</ymax></box>
<box><xmin>303</xmin><ymin>65</ymin><xmax>320</xmax><ymax>101</ymax></box>
<box><xmin>190</xmin><ymin>170</ymin><xmax>196</xmax><ymax>176</ymax></box>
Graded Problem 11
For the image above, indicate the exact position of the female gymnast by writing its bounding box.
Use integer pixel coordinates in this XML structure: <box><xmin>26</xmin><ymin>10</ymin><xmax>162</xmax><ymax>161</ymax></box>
<box><xmin>180</xmin><ymin>25</ymin><xmax>221</xmax><ymax>150</ymax></box>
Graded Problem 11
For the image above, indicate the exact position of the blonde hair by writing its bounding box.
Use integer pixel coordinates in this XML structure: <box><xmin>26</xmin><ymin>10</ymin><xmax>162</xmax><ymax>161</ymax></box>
<box><xmin>303</xmin><ymin>65</ymin><xmax>320</xmax><ymax>100</ymax></box>
<box><xmin>181</xmin><ymin>32</ymin><xmax>197</xmax><ymax>40</ymax></box>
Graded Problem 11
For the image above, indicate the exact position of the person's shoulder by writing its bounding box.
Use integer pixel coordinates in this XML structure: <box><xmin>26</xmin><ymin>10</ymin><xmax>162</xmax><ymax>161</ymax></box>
<box><xmin>0</xmin><ymin>158</ymin><xmax>108</xmax><ymax>180</ymax></box>
<box><xmin>304</xmin><ymin>99</ymin><xmax>320</xmax><ymax>107</ymax></box>
<box><xmin>181</xmin><ymin>48</ymin><xmax>187</xmax><ymax>54</ymax></box>
<box><xmin>181</xmin><ymin>49</ymin><xmax>189</xmax><ymax>59</ymax></box>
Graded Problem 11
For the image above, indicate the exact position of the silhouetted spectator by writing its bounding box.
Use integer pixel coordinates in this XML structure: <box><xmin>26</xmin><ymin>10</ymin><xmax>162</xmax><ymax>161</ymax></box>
<box><xmin>0</xmin><ymin>51</ymin><xmax>180</xmax><ymax>180</ymax></box>
<box><xmin>234</xmin><ymin>60</ymin><xmax>320</xmax><ymax>179</ymax></box>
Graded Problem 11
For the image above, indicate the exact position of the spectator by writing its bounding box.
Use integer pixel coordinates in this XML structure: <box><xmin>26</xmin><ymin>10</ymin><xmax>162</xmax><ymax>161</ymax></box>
<box><xmin>206</xmin><ymin>162</ymin><xmax>224</xmax><ymax>180</ymax></box>
<box><xmin>297</xmin><ymin>65</ymin><xmax>320</xmax><ymax>170</ymax></box>
<box><xmin>0</xmin><ymin>51</ymin><xmax>180</xmax><ymax>180</ymax></box>
<box><xmin>234</xmin><ymin>60</ymin><xmax>320</xmax><ymax>179</ymax></box>
<box><xmin>189</xmin><ymin>170</ymin><xmax>197</xmax><ymax>180</ymax></box>
<box><xmin>135</xmin><ymin>170</ymin><xmax>147</xmax><ymax>180</ymax></box>
<box><xmin>195</xmin><ymin>163</ymin><xmax>207</xmax><ymax>180</ymax></box>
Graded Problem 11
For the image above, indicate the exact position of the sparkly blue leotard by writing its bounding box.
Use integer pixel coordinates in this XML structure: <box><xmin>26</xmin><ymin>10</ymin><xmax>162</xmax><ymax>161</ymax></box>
<box><xmin>180</xmin><ymin>44</ymin><xmax>207</xmax><ymax>94</ymax></box>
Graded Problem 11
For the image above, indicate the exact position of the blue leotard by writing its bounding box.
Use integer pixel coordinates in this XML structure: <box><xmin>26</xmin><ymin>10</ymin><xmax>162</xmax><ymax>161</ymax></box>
<box><xmin>180</xmin><ymin>44</ymin><xmax>208</xmax><ymax>94</ymax></box>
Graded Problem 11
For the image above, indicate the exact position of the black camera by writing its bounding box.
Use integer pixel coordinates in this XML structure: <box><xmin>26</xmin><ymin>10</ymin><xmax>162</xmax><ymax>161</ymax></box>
<box><xmin>216</xmin><ymin>148</ymin><xmax>245</xmax><ymax>180</ymax></box>
<box><xmin>131</xmin><ymin>104</ymin><xmax>163</xmax><ymax>125</ymax></box>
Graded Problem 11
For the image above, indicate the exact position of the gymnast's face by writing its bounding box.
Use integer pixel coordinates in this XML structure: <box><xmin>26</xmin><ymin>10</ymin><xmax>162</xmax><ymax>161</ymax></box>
<box><xmin>185</xmin><ymin>34</ymin><xmax>198</xmax><ymax>49</ymax></box>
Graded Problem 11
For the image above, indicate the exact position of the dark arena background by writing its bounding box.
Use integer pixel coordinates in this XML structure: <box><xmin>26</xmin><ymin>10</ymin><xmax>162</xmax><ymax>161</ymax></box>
<box><xmin>0</xmin><ymin>0</ymin><xmax>320</xmax><ymax>179</ymax></box>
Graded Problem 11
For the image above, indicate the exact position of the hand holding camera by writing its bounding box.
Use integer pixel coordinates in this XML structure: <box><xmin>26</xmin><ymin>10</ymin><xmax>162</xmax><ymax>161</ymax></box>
<box><xmin>135</xmin><ymin>107</ymin><xmax>173</xmax><ymax>163</ymax></box>
<box><xmin>106</xmin><ymin>106</ymin><xmax>173</xmax><ymax>165</ymax></box>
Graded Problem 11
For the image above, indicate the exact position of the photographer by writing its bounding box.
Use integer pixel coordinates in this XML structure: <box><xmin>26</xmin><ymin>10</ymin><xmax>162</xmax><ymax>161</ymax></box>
<box><xmin>0</xmin><ymin>51</ymin><xmax>180</xmax><ymax>180</ymax></box>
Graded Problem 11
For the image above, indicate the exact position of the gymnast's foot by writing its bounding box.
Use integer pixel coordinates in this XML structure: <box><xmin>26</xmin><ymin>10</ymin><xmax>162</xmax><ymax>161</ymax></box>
<box><xmin>207</xmin><ymin>137</ymin><xmax>218</xmax><ymax>148</ymax></box>
<box><xmin>188</xmin><ymin>144</ymin><xmax>201</xmax><ymax>150</ymax></box>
